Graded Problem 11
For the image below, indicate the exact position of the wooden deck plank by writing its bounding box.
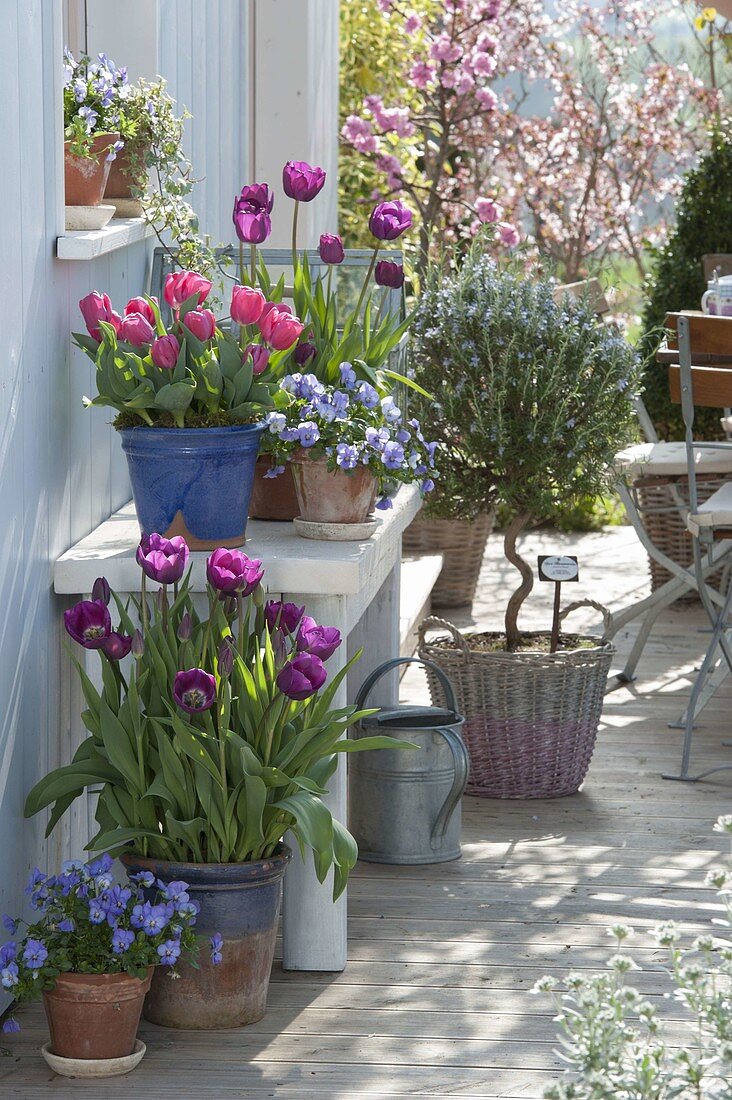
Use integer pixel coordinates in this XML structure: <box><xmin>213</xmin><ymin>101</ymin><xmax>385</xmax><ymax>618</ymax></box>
<box><xmin>4</xmin><ymin>526</ymin><xmax>732</xmax><ymax>1098</ymax></box>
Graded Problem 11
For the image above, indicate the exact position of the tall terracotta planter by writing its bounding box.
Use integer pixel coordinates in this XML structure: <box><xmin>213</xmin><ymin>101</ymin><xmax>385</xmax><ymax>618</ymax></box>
<box><xmin>104</xmin><ymin>146</ymin><xmax>147</xmax><ymax>216</ymax></box>
<box><xmin>64</xmin><ymin>132</ymin><xmax>120</xmax><ymax>207</ymax></box>
<box><xmin>403</xmin><ymin>512</ymin><xmax>494</xmax><ymax>609</ymax></box>
<box><xmin>290</xmin><ymin>452</ymin><xmax>377</xmax><ymax>524</ymax></box>
<box><xmin>43</xmin><ymin>970</ymin><xmax>152</xmax><ymax>1060</ymax></box>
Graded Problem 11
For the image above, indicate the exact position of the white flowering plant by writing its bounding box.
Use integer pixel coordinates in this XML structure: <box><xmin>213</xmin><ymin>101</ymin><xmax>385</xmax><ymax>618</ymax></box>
<box><xmin>533</xmin><ymin>815</ymin><xmax>732</xmax><ymax>1100</ymax></box>
<box><xmin>260</xmin><ymin>365</ymin><xmax>439</xmax><ymax>511</ymax></box>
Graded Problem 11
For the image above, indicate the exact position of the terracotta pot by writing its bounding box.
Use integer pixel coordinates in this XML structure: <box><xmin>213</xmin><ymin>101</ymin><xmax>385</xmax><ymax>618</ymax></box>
<box><xmin>104</xmin><ymin>146</ymin><xmax>146</xmax><ymax>200</ymax></box>
<box><xmin>64</xmin><ymin>132</ymin><xmax>120</xmax><ymax>207</ymax></box>
<box><xmin>43</xmin><ymin>969</ymin><xmax>152</xmax><ymax>1061</ymax></box>
<box><xmin>121</xmin><ymin>846</ymin><xmax>291</xmax><ymax>1029</ymax></box>
<box><xmin>249</xmin><ymin>457</ymin><xmax>299</xmax><ymax>521</ymax></box>
<box><xmin>291</xmin><ymin>452</ymin><xmax>377</xmax><ymax>525</ymax></box>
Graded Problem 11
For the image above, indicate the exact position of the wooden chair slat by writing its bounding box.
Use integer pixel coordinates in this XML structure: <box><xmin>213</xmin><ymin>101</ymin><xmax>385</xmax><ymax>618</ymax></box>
<box><xmin>664</xmin><ymin>312</ymin><xmax>732</xmax><ymax>356</ymax></box>
<box><xmin>668</xmin><ymin>364</ymin><xmax>732</xmax><ymax>408</ymax></box>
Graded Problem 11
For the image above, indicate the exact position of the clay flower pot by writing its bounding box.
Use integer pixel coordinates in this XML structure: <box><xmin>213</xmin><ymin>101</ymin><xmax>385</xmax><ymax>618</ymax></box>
<box><xmin>105</xmin><ymin>146</ymin><xmax>147</xmax><ymax>217</ymax></box>
<box><xmin>249</xmin><ymin>457</ymin><xmax>300</xmax><ymax>521</ymax></box>
<box><xmin>290</xmin><ymin>452</ymin><xmax>377</xmax><ymax>525</ymax></box>
<box><xmin>43</xmin><ymin>969</ymin><xmax>152</xmax><ymax>1060</ymax></box>
<box><xmin>64</xmin><ymin>132</ymin><xmax>120</xmax><ymax>207</ymax></box>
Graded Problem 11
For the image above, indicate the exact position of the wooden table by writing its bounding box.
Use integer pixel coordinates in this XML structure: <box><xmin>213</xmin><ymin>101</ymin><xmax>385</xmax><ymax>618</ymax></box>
<box><xmin>54</xmin><ymin>485</ymin><xmax>422</xmax><ymax>971</ymax></box>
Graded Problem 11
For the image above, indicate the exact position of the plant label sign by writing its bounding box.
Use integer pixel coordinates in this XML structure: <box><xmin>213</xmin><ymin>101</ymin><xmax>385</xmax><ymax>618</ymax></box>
<box><xmin>538</xmin><ymin>556</ymin><xmax>579</xmax><ymax>583</ymax></box>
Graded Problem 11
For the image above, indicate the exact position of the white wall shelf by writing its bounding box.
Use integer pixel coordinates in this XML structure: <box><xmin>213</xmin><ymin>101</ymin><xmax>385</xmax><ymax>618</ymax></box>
<box><xmin>56</xmin><ymin>217</ymin><xmax>154</xmax><ymax>261</ymax></box>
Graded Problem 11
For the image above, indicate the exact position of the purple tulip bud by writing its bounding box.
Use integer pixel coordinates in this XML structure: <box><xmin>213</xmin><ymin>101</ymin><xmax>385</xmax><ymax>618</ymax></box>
<box><xmin>206</xmin><ymin>548</ymin><xmax>264</xmax><ymax>596</ymax></box>
<box><xmin>100</xmin><ymin>632</ymin><xmax>133</xmax><ymax>661</ymax></box>
<box><xmin>294</xmin><ymin>341</ymin><xmax>317</xmax><ymax>367</ymax></box>
<box><xmin>319</xmin><ymin>233</ymin><xmax>345</xmax><ymax>265</ymax></box>
<box><xmin>131</xmin><ymin>629</ymin><xmax>145</xmax><ymax>658</ymax></box>
<box><xmin>177</xmin><ymin>612</ymin><xmax>192</xmax><ymax>642</ymax></box>
<box><xmin>151</xmin><ymin>334</ymin><xmax>180</xmax><ymax>370</ymax></box>
<box><xmin>244</xmin><ymin>343</ymin><xmax>271</xmax><ymax>376</ymax></box>
<box><xmin>218</xmin><ymin>642</ymin><xmax>234</xmax><ymax>678</ymax></box>
<box><xmin>156</xmin><ymin>587</ymin><xmax>167</xmax><ymax>613</ymax></box>
<box><xmin>296</xmin><ymin>616</ymin><xmax>342</xmax><ymax>660</ymax></box>
<box><xmin>91</xmin><ymin>576</ymin><xmax>111</xmax><ymax>606</ymax></box>
<box><xmin>368</xmin><ymin>200</ymin><xmax>413</xmax><ymax>241</ymax></box>
<box><xmin>265</xmin><ymin>600</ymin><xmax>305</xmax><ymax>634</ymax></box>
<box><xmin>173</xmin><ymin>669</ymin><xmax>217</xmax><ymax>713</ymax></box>
<box><xmin>136</xmin><ymin>533</ymin><xmax>190</xmax><ymax>585</ymax></box>
<box><xmin>64</xmin><ymin>600</ymin><xmax>112</xmax><ymax>649</ymax></box>
<box><xmin>276</xmin><ymin>653</ymin><xmax>327</xmax><ymax>700</ymax></box>
<box><xmin>282</xmin><ymin>160</ymin><xmax>326</xmax><ymax>203</ymax></box>
<box><xmin>233</xmin><ymin>183</ymin><xmax>274</xmax><ymax>244</ymax></box>
<box><xmin>375</xmin><ymin>260</ymin><xmax>405</xmax><ymax>289</ymax></box>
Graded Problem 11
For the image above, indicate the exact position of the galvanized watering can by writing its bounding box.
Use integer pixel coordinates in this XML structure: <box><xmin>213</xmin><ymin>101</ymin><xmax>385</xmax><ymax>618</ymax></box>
<box><xmin>349</xmin><ymin>657</ymin><xmax>469</xmax><ymax>865</ymax></box>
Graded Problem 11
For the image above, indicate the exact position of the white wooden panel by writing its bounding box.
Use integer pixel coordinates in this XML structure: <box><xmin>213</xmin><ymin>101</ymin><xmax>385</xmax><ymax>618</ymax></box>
<box><xmin>86</xmin><ymin>0</ymin><xmax>159</xmax><ymax>82</ymax></box>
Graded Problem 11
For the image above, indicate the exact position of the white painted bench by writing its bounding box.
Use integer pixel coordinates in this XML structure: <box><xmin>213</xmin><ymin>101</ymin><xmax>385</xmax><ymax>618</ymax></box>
<box><xmin>54</xmin><ymin>485</ymin><xmax>422</xmax><ymax>971</ymax></box>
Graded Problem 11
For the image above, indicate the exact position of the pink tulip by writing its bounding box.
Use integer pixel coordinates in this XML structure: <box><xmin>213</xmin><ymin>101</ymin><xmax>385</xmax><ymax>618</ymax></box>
<box><xmin>124</xmin><ymin>296</ymin><xmax>158</xmax><ymax>326</ymax></box>
<box><xmin>182</xmin><ymin>309</ymin><xmax>216</xmax><ymax>342</ymax></box>
<box><xmin>243</xmin><ymin>344</ymin><xmax>271</xmax><ymax>375</ymax></box>
<box><xmin>231</xmin><ymin>285</ymin><xmax>266</xmax><ymax>326</ymax></box>
<box><xmin>79</xmin><ymin>291</ymin><xmax>121</xmax><ymax>341</ymax></box>
<box><xmin>258</xmin><ymin>304</ymin><xmax>301</xmax><ymax>347</ymax></box>
<box><xmin>151</xmin><ymin>334</ymin><xmax>180</xmax><ymax>369</ymax></box>
<box><xmin>118</xmin><ymin>312</ymin><xmax>155</xmax><ymax>347</ymax></box>
<box><xmin>163</xmin><ymin>270</ymin><xmax>213</xmax><ymax>311</ymax></box>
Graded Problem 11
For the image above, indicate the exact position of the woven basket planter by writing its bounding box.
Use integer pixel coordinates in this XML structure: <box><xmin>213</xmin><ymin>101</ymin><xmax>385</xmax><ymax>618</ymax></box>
<box><xmin>635</xmin><ymin>474</ymin><xmax>725</xmax><ymax>599</ymax></box>
<box><xmin>402</xmin><ymin>513</ymin><xmax>494</xmax><ymax>609</ymax></box>
<box><xmin>418</xmin><ymin>614</ymin><xmax>613</xmax><ymax>799</ymax></box>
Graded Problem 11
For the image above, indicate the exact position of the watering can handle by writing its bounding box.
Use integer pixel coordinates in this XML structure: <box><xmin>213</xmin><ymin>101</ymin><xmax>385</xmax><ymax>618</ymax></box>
<box><xmin>354</xmin><ymin>656</ymin><xmax>459</xmax><ymax>716</ymax></box>
<box><xmin>430</xmin><ymin>725</ymin><xmax>470</xmax><ymax>851</ymax></box>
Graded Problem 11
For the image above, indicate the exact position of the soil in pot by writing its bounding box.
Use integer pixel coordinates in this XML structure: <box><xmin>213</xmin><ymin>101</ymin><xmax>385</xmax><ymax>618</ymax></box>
<box><xmin>43</xmin><ymin>969</ymin><xmax>152</xmax><ymax>1061</ymax></box>
<box><xmin>290</xmin><ymin>452</ymin><xmax>377</xmax><ymax>525</ymax></box>
<box><xmin>65</xmin><ymin>133</ymin><xmax>120</xmax><ymax>207</ymax></box>
<box><xmin>121</xmin><ymin>846</ymin><xmax>291</xmax><ymax>1029</ymax></box>
<box><xmin>249</xmin><ymin>457</ymin><xmax>299</xmax><ymax>521</ymax></box>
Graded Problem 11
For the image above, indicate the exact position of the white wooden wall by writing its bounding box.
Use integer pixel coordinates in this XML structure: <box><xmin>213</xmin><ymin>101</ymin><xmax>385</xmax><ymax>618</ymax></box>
<box><xmin>0</xmin><ymin>0</ymin><xmax>340</xmax><ymax>969</ymax></box>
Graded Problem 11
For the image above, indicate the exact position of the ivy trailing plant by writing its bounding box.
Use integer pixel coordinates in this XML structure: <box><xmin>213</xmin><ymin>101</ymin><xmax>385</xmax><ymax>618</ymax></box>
<box><xmin>408</xmin><ymin>245</ymin><xmax>642</xmax><ymax>649</ymax></box>
<box><xmin>641</xmin><ymin>118</ymin><xmax>732</xmax><ymax>440</ymax></box>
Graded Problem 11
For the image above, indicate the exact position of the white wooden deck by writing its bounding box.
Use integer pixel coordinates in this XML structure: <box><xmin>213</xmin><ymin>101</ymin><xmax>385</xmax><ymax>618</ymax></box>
<box><xmin>3</xmin><ymin>526</ymin><xmax>731</xmax><ymax>1098</ymax></box>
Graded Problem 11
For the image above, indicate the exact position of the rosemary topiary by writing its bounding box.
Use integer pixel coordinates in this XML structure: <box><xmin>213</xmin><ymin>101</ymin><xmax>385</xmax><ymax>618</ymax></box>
<box><xmin>409</xmin><ymin>251</ymin><xmax>642</xmax><ymax>648</ymax></box>
<box><xmin>641</xmin><ymin>119</ymin><xmax>732</xmax><ymax>439</ymax></box>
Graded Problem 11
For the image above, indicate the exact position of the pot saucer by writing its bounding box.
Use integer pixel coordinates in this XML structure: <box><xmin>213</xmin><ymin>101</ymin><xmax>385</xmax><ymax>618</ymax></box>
<box><xmin>41</xmin><ymin>1039</ymin><xmax>146</xmax><ymax>1078</ymax></box>
<box><xmin>64</xmin><ymin>204</ymin><xmax>116</xmax><ymax>231</ymax></box>
<box><xmin>293</xmin><ymin>516</ymin><xmax>379</xmax><ymax>541</ymax></box>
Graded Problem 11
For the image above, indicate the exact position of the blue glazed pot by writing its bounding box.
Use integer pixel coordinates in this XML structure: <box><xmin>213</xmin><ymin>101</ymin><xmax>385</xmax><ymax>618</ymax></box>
<box><xmin>121</xmin><ymin>845</ymin><xmax>291</xmax><ymax>1029</ymax></box>
<box><xmin>119</xmin><ymin>424</ymin><xmax>265</xmax><ymax>550</ymax></box>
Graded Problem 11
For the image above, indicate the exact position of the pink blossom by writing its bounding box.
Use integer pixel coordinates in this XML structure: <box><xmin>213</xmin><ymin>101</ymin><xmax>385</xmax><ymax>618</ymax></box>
<box><xmin>475</xmin><ymin>197</ymin><xmax>502</xmax><ymax>223</ymax></box>
<box><xmin>475</xmin><ymin>86</ymin><xmax>498</xmax><ymax>110</ymax></box>
<box><xmin>377</xmin><ymin>0</ymin><xmax>393</xmax><ymax>10</ymax></box>
<box><xmin>430</xmin><ymin>34</ymin><xmax>463</xmax><ymax>64</ymax></box>
<box><xmin>410</xmin><ymin>60</ymin><xmax>436</xmax><ymax>89</ymax></box>
<box><xmin>404</xmin><ymin>13</ymin><xmax>422</xmax><ymax>33</ymax></box>
<box><xmin>497</xmin><ymin>222</ymin><xmax>520</xmax><ymax>247</ymax></box>
<box><xmin>471</xmin><ymin>51</ymin><xmax>497</xmax><ymax>77</ymax></box>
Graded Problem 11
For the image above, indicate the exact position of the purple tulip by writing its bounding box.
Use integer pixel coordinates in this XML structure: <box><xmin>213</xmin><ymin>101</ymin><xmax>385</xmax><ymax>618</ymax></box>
<box><xmin>233</xmin><ymin>183</ymin><xmax>274</xmax><ymax>244</ymax></box>
<box><xmin>319</xmin><ymin>234</ymin><xmax>345</xmax><ymax>265</ymax></box>
<box><xmin>218</xmin><ymin>642</ymin><xmax>234</xmax><ymax>677</ymax></box>
<box><xmin>118</xmin><ymin>311</ymin><xmax>155</xmax><ymax>347</ymax></box>
<box><xmin>276</xmin><ymin>653</ymin><xmax>327</xmax><ymax>700</ymax></box>
<box><xmin>265</xmin><ymin>600</ymin><xmax>305</xmax><ymax>634</ymax></box>
<box><xmin>173</xmin><ymin>669</ymin><xmax>217</xmax><ymax>713</ymax></box>
<box><xmin>151</xmin><ymin>334</ymin><xmax>180</xmax><ymax>370</ymax></box>
<box><xmin>64</xmin><ymin>600</ymin><xmax>112</xmax><ymax>649</ymax></box>
<box><xmin>282</xmin><ymin>160</ymin><xmax>326</xmax><ymax>203</ymax></box>
<box><xmin>136</xmin><ymin>533</ymin><xmax>190</xmax><ymax>584</ymax></box>
<box><xmin>244</xmin><ymin>343</ymin><xmax>271</xmax><ymax>376</ymax></box>
<box><xmin>206</xmin><ymin>548</ymin><xmax>264</xmax><ymax>595</ymax></box>
<box><xmin>368</xmin><ymin>200</ymin><xmax>413</xmax><ymax>241</ymax></box>
<box><xmin>91</xmin><ymin>576</ymin><xmax>111</xmax><ymax>605</ymax></box>
<box><xmin>375</xmin><ymin>260</ymin><xmax>405</xmax><ymax>289</ymax></box>
<box><xmin>177</xmin><ymin>612</ymin><xmax>192</xmax><ymax>642</ymax></box>
<box><xmin>294</xmin><ymin>341</ymin><xmax>317</xmax><ymax>367</ymax></box>
<box><xmin>296</xmin><ymin>616</ymin><xmax>342</xmax><ymax>660</ymax></box>
<box><xmin>100</xmin><ymin>632</ymin><xmax>133</xmax><ymax>661</ymax></box>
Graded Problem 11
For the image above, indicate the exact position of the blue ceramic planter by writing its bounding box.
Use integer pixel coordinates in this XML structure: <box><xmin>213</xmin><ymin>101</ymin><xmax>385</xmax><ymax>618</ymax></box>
<box><xmin>121</xmin><ymin>846</ymin><xmax>291</xmax><ymax>1029</ymax></box>
<box><xmin>119</xmin><ymin>424</ymin><xmax>264</xmax><ymax>550</ymax></box>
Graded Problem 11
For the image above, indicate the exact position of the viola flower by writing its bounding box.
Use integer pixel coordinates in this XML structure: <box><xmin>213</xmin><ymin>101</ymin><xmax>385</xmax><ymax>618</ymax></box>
<box><xmin>1</xmin><ymin>962</ymin><xmax>19</xmax><ymax>990</ymax></box>
<box><xmin>233</xmin><ymin>183</ymin><xmax>274</xmax><ymax>244</ymax></box>
<box><xmin>368</xmin><ymin>200</ymin><xmax>413</xmax><ymax>241</ymax></box>
<box><xmin>206</xmin><ymin>548</ymin><xmax>264</xmax><ymax>595</ymax></box>
<box><xmin>55</xmin><ymin>918</ymin><xmax>75</xmax><ymax>933</ymax></box>
<box><xmin>276</xmin><ymin>653</ymin><xmax>328</xmax><ymax>700</ymax></box>
<box><xmin>340</xmin><ymin>363</ymin><xmax>357</xmax><ymax>390</ymax></box>
<box><xmin>163</xmin><ymin>271</ymin><xmax>213</xmax><ymax>311</ymax></box>
<box><xmin>111</xmin><ymin>928</ymin><xmax>135</xmax><ymax>954</ymax></box>
<box><xmin>88</xmin><ymin>901</ymin><xmax>107</xmax><ymax>925</ymax></box>
<box><xmin>22</xmin><ymin>939</ymin><xmax>48</xmax><ymax>970</ymax></box>
<box><xmin>282</xmin><ymin>160</ymin><xmax>326</xmax><ymax>202</ymax></box>
<box><xmin>2</xmin><ymin>915</ymin><xmax>17</xmax><ymax>935</ymax></box>
<box><xmin>86</xmin><ymin>854</ymin><xmax>113</xmax><ymax>877</ymax></box>
<box><xmin>210</xmin><ymin>932</ymin><xmax>223</xmax><ymax>965</ymax></box>
<box><xmin>380</xmin><ymin>396</ymin><xmax>402</xmax><ymax>423</ymax></box>
<box><xmin>100</xmin><ymin>632</ymin><xmax>132</xmax><ymax>661</ymax></box>
<box><xmin>265</xmin><ymin>601</ymin><xmax>305</xmax><ymax>634</ymax></box>
<box><xmin>297</xmin><ymin>422</ymin><xmax>320</xmax><ymax>448</ymax></box>
<box><xmin>64</xmin><ymin>599</ymin><xmax>111</xmax><ymax>649</ymax></box>
<box><xmin>319</xmin><ymin>233</ymin><xmax>345</xmax><ymax>265</ymax></box>
<box><xmin>0</xmin><ymin>944</ymin><xmax>16</xmax><ymax>969</ymax></box>
<box><xmin>336</xmin><ymin>443</ymin><xmax>360</xmax><ymax>470</ymax></box>
<box><xmin>382</xmin><ymin>441</ymin><xmax>406</xmax><ymax>470</ymax></box>
<box><xmin>1</xmin><ymin>1017</ymin><xmax>19</xmax><ymax>1034</ymax></box>
<box><xmin>356</xmin><ymin>382</ymin><xmax>380</xmax><ymax>409</ymax></box>
<box><xmin>157</xmin><ymin>939</ymin><xmax>181</xmax><ymax>966</ymax></box>
<box><xmin>136</xmin><ymin>533</ymin><xmax>189</xmax><ymax>584</ymax></box>
<box><xmin>263</xmin><ymin>464</ymin><xmax>285</xmax><ymax>480</ymax></box>
<box><xmin>296</xmin><ymin>617</ymin><xmax>342</xmax><ymax>661</ymax></box>
<box><xmin>173</xmin><ymin>669</ymin><xmax>217</xmax><ymax>714</ymax></box>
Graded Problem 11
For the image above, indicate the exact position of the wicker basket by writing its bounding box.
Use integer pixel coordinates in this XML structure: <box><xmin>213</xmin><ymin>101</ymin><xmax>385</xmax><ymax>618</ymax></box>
<box><xmin>635</xmin><ymin>474</ymin><xmax>726</xmax><ymax>597</ymax></box>
<box><xmin>417</xmin><ymin>610</ymin><xmax>614</xmax><ymax>799</ymax></box>
<box><xmin>402</xmin><ymin>513</ymin><xmax>494</xmax><ymax>609</ymax></box>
